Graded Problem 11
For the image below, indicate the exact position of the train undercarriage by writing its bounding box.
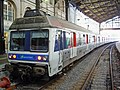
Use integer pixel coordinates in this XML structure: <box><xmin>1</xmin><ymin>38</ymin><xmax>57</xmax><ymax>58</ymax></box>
<box><xmin>5</xmin><ymin>63</ymin><xmax>49</xmax><ymax>82</ymax></box>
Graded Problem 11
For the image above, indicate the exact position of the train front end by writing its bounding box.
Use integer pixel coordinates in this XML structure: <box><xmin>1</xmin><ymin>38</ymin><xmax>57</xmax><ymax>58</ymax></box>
<box><xmin>6</xmin><ymin>10</ymin><xmax>52</xmax><ymax>81</ymax></box>
<box><xmin>6</xmin><ymin>29</ymin><xmax>50</xmax><ymax>81</ymax></box>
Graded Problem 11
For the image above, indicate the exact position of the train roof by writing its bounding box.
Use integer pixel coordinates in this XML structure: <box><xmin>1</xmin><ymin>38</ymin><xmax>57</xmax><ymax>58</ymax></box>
<box><xmin>9</xmin><ymin>14</ymin><xmax>92</xmax><ymax>33</ymax></box>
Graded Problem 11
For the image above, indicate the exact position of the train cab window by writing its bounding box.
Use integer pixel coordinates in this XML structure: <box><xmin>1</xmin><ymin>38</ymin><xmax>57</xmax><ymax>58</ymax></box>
<box><xmin>30</xmin><ymin>29</ymin><xmax>49</xmax><ymax>52</ymax></box>
<box><xmin>10</xmin><ymin>31</ymin><xmax>25</xmax><ymax>51</ymax></box>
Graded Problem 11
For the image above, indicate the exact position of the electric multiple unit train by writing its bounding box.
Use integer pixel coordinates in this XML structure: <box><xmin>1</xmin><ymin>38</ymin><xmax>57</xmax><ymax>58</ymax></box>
<box><xmin>6</xmin><ymin>9</ymin><xmax>112</xmax><ymax>81</ymax></box>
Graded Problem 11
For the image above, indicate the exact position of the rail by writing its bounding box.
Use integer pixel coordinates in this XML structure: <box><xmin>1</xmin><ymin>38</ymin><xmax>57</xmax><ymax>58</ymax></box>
<box><xmin>109</xmin><ymin>45</ymin><xmax>114</xmax><ymax>90</ymax></box>
<box><xmin>81</xmin><ymin>43</ymin><xmax>114</xmax><ymax>90</ymax></box>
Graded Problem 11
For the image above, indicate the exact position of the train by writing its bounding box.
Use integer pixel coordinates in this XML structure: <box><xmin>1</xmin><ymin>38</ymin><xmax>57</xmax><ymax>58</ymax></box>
<box><xmin>5</xmin><ymin>9</ymin><xmax>112</xmax><ymax>81</ymax></box>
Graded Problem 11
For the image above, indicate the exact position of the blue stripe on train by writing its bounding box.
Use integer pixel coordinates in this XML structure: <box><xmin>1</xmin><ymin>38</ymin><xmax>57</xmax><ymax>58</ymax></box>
<box><xmin>8</xmin><ymin>53</ymin><xmax>49</xmax><ymax>62</ymax></box>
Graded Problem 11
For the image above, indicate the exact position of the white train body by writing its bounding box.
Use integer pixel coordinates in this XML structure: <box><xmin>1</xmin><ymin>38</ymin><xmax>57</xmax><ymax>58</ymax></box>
<box><xmin>7</xmin><ymin>9</ymin><xmax>112</xmax><ymax>79</ymax></box>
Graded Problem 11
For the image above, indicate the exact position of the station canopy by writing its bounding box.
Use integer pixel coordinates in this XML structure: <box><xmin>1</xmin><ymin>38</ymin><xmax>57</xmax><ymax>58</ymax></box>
<box><xmin>72</xmin><ymin>0</ymin><xmax>120</xmax><ymax>23</ymax></box>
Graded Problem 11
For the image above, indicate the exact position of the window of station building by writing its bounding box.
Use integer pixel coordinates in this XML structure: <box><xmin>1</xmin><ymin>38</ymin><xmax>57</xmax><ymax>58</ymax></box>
<box><xmin>4</xmin><ymin>2</ymin><xmax>15</xmax><ymax>21</ymax></box>
<box><xmin>58</xmin><ymin>2</ymin><xmax>60</xmax><ymax>9</ymax></box>
<box><xmin>25</xmin><ymin>7</ymin><xmax>31</xmax><ymax>11</ymax></box>
<box><xmin>4</xmin><ymin>4</ymin><xmax>7</xmax><ymax>20</ymax></box>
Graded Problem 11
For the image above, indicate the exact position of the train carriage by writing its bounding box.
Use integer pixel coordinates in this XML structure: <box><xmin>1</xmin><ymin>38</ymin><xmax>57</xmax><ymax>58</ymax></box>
<box><xmin>6</xmin><ymin>9</ymin><xmax>109</xmax><ymax>80</ymax></box>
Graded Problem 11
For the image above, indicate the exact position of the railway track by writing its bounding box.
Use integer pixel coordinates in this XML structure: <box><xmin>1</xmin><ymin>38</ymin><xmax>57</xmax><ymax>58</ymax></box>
<box><xmin>70</xmin><ymin>43</ymin><xmax>115</xmax><ymax>90</ymax></box>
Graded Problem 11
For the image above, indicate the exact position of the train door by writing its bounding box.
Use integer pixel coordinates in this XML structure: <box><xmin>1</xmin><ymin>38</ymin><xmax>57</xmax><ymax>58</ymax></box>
<box><xmin>98</xmin><ymin>36</ymin><xmax>100</xmax><ymax>46</ymax></box>
<box><xmin>73</xmin><ymin>32</ymin><xmax>77</xmax><ymax>57</ymax></box>
<box><xmin>54</xmin><ymin>30</ymin><xmax>63</xmax><ymax>71</ymax></box>
<box><xmin>70</xmin><ymin>32</ymin><xmax>73</xmax><ymax>58</ymax></box>
<box><xmin>58</xmin><ymin>30</ymin><xmax>63</xmax><ymax>70</ymax></box>
<box><xmin>92</xmin><ymin>35</ymin><xmax>96</xmax><ymax>47</ymax></box>
<box><xmin>70</xmin><ymin>32</ymin><xmax>77</xmax><ymax>58</ymax></box>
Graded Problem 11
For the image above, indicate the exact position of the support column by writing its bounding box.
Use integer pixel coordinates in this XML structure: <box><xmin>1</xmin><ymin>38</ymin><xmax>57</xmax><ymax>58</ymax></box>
<box><xmin>36</xmin><ymin>0</ymin><xmax>40</xmax><ymax>10</ymax></box>
<box><xmin>65</xmin><ymin>0</ymin><xmax>69</xmax><ymax>21</ymax></box>
<box><xmin>54</xmin><ymin>0</ymin><xmax>56</xmax><ymax>16</ymax></box>
<box><xmin>54</xmin><ymin>0</ymin><xmax>59</xmax><ymax>16</ymax></box>
<box><xmin>0</xmin><ymin>0</ymin><xmax>5</xmax><ymax>54</ymax></box>
<box><xmin>99</xmin><ymin>23</ymin><xmax>101</xmax><ymax>34</ymax></box>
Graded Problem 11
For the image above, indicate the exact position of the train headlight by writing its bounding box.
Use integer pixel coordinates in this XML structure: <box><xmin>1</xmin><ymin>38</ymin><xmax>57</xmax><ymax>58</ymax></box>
<box><xmin>43</xmin><ymin>56</ymin><xmax>47</xmax><ymax>61</ymax></box>
<box><xmin>38</xmin><ymin>56</ymin><xmax>42</xmax><ymax>60</ymax></box>
<box><xmin>37</xmin><ymin>55</ymin><xmax>48</xmax><ymax>61</ymax></box>
<box><xmin>13</xmin><ymin>55</ymin><xmax>16</xmax><ymax>59</ymax></box>
<box><xmin>8</xmin><ymin>55</ymin><xmax>12</xmax><ymax>59</ymax></box>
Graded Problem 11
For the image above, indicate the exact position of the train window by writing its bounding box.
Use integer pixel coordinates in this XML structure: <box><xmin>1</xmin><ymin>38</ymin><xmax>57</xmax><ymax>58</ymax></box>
<box><xmin>62</xmin><ymin>31</ymin><xmax>71</xmax><ymax>49</ymax></box>
<box><xmin>89</xmin><ymin>35</ymin><xmax>91</xmax><ymax>43</ymax></box>
<box><xmin>98</xmin><ymin>37</ymin><xmax>100</xmax><ymax>42</ymax></box>
<box><xmin>30</xmin><ymin>29</ymin><xmax>49</xmax><ymax>52</ymax></box>
<box><xmin>70</xmin><ymin>32</ymin><xmax>73</xmax><ymax>47</ymax></box>
<box><xmin>82</xmin><ymin>34</ymin><xmax>86</xmax><ymax>45</ymax></box>
<box><xmin>76</xmin><ymin>33</ymin><xmax>80</xmax><ymax>46</ymax></box>
<box><xmin>79</xmin><ymin>34</ymin><xmax>82</xmax><ymax>45</ymax></box>
<box><xmin>10</xmin><ymin>31</ymin><xmax>25</xmax><ymax>51</ymax></box>
<box><xmin>66</xmin><ymin>32</ymin><xmax>71</xmax><ymax>48</ymax></box>
<box><xmin>63</xmin><ymin>31</ymin><xmax>66</xmax><ymax>49</ymax></box>
<box><xmin>54</xmin><ymin>30</ymin><xmax>63</xmax><ymax>51</ymax></box>
<box><xmin>92</xmin><ymin>36</ymin><xmax>95</xmax><ymax>42</ymax></box>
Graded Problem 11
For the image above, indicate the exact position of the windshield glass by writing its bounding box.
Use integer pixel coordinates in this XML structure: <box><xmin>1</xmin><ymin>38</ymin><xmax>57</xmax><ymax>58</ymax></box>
<box><xmin>10</xmin><ymin>31</ymin><xmax>25</xmax><ymax>51</ymax></box>
<box><xmin>10</xmin><ymin>29</ymin><xmax>49</xmax><ymax>52</ymax></box>
<box><xmin>30</xmin><ymin>29</ymin><xmax>49</xmax><ymax>52</ymax></box>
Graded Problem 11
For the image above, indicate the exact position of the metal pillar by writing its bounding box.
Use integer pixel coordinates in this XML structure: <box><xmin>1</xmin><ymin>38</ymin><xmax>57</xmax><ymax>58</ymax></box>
<box><xmin>65</xmin><ymin>0</ymin><xmax>69</xmax><ymax>21</ymax></box>
<box><xmin>99</xmin><ymin>23</ymin><xmax>101</xmax><ymax>34</ymax></box>
<box><xmin>54</xmin><ymin>0</ymin><xmax>56</xmax><ymax>16</ymax></box>
<box><xmin>0</xmin><ymin>0</ymin><xmax>5</xmax><ymax>54</ymax></box>
<box><xmin>36</xmin><ymin>0</ymin><xmax>41</xmax><ymax>10</ymax></box>
<box><xmin>54</xmin><ymin>0</ymin><xmax>59</xmax><ymax>16</ymax></box>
